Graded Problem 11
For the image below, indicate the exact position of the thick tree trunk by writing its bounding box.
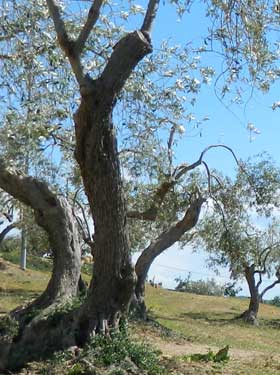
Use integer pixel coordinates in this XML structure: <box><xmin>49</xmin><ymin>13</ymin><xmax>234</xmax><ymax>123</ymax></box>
<box><xmin>74</xmin><ymin>89</ymin><xmax>135</xmax><ymax>342</ymax></box>
<box><xmin>0</xmin><ymin>166</ymin><xmax>82</xmax><ymax>370</ymax></box>
<box><xmin>0</xmin><ymin>165</ymin><xmax>81</xmax><ymax>323</ymax></box>
<box><xmin>72</xmin><ymin>31</ymin><xmax>153</xmax><ymax>342</ymax></box>
<box><xmin>133</xmin><ymin>197</ymin><xmax>204</xmax><ymax>319</ymax></box>
<box><xmin>240</xmin><ymin>265</ymin><xmax>260</xmax><ymax>325</ymax></box>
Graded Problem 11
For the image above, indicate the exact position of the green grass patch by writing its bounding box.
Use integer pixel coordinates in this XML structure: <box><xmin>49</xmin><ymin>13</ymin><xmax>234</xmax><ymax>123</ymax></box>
<box><xmin>0</xmin><ymin>250</ymin><xmax>53</xmax><ymax>273</ymax></box>
<box><xmin>146</xmin><ymin>286</ymin><xmax>280</xmax><ymax>353</ymax></box>
<box><xmin>183</xmin><ymin>345</ymin><xmax>230</xmax><ymax>363</ymax></box>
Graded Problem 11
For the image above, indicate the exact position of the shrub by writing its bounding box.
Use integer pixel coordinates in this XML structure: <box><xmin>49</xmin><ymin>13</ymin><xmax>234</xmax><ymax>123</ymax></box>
<box><xmin>269</xmin><ymin>296</ymin><xmax>280</xmax><ymax>307</ymax></box>
<box><xmin>175</xmin><ymin>274</ymin><xmax>225</xmax><ymax>296</ymax></box>
<box><xmin>82</xmin><ymin>327</ymin><xmax>165</xmax><ymax>375</ymax></box>
<box><xmin>0</xmin><ymin>316</ymin><xmax>19</xmax><ymax>340</ymax></box>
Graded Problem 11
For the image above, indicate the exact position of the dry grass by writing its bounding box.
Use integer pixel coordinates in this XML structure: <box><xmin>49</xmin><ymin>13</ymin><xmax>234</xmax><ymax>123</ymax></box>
<box><xmin>144</xmin><ymin>285</ymin><xmax>280</xmax><ymax>374</ymax></box>
<box><xmin>146</xmin><ymin>285</ymin><xmax>280</xmax><ymax>352</ymax></box>
<box><xmin>0</xmin><ymin>258</ymin><xmax>49</xmax><ymax>314</ymax></box>
<box><xmin>1</xmin><ymin>259</ymin><xmax>280</xmax><ymax>374</ymax></box>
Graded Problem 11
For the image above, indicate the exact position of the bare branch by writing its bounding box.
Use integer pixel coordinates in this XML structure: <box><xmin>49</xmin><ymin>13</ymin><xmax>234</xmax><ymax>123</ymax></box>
<box><xmin>202</xmin><ymin>161</ymin><xmax>211</xmax><ymax>195</ymax></box>
<box><xmin>141</xmin><ymin>0</ymin><xmax>160</xmax><ymax>35</ymax></box>
<box><xmin>0</xmin><ymin>54</ymin><xmax>15</xmax><ymax>60</ymax></box>
<box><xmin>128</xmin><ymin>145</ymin><xmax>237</xmax><ymax>222</ymax></box>
<box><xmin>46</xmin><ymin>0</ymin><xmax>70</xmax><ymax>47</ymax></box>
<box><xmin>75</xmin><ymin>199</ymin><xmax>92</xmax><ymax>241</ymax></box>
<box><xmin>255</xmin><ymin>242</ymin><xmax>280</xmax><ymax>274</ymax></box>
<box><xmin>167</xmin><ymin>125</ymin><xmax>176</xmax><ymax>175</ymax></box>
<box><xmin>75</xmin><ymin>213</ymin><xmax>88</xmax><ymax>239</ymax></box>
<box><xmin>174</xmin><ymin>144</ymin><xmax>240</xmax><ymax>181</ymax></box>
<box><xmin>76</xmin><ymin>0</ymin><xmax>104</xmax><ymax>53</ymax></box>
<box><xmin>256</xmin><ymin>271</ymin><xmax>262</xmax><ymax>289</ymax></box>
<box><xmin>260</xmin><ymin>279</ymin><xmax>280</xmax><ymax>299</ymax></box>
<box><xmin>0</xmin><ymin>222</ymin><xmax>18</xmax><ymax>244</ymax></box>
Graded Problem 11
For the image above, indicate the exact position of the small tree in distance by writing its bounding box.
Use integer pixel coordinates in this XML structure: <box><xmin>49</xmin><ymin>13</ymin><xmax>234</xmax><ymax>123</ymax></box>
<box><xmin>175</xmin><ymin>274</ymin><xmax>226</xmax><ymax>297</ymax></box>
<box><xmin>194</xmin><ymin>156</ymin><xmax>280</xmax><ymax>324</ymax></box>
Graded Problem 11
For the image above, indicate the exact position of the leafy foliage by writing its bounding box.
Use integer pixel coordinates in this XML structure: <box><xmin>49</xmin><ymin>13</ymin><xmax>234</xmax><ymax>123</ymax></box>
<box><xmin>175</xmin><ymin>274</ymin><xmax>225</xmax><ymax>296</ymax></box>
<box><xmin>0</xmin><ymin>316</ymin><xmax>19</xmax><ymax>340</ymax></box>
<box><xmin>269</xmin><ymin>296</ymin><xmax>280</xmax><ymax>308</ymax></box>
<box><xmin>183</xmin><ymin>345</ymin><xmax>230</xmax><ymax>363</ymax></box>
<box><xmin>79</xmin><ymin>327</ymin><xmax>165</xmax><ymax>375</ymax></box>
<box><xmin>223</xmin><ymin>281</ymin><xmax>242</xmax><ymax>297</ymax></box>
<box><xmin>193</xmin><ymin>156</ymin><xmax>280</xmax><ymax>279</ymax></box>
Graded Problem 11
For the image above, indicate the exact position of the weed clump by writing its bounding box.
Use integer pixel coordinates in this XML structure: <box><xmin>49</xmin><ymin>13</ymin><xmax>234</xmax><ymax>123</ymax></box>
<box><xmin>80</xmin><ymin>326</ymin><xmax>165</xmax><ymax>374</ymax></box>
<box><xmin>183</xmin><ymin>345</ymin><xmax>230</xmax><ymax>363</ymax></box>
<box><xmin>0</xmin><ymin>315</ymin><xmax>19</xmax><ymax>340</ymax></box>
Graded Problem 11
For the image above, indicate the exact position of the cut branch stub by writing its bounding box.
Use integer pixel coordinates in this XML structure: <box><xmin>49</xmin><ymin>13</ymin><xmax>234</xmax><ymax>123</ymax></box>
<box><xmin>100</xmin><ymin>31</ymin><xmax>152</xmax><ymax>102</ymax></box>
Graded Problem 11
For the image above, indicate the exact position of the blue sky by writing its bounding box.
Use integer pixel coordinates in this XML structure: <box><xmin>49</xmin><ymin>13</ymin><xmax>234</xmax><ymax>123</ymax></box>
<box><xmin>132</xmin><ymin>1</ymin><xmax>280</xmax><ymax>299</ymax></box>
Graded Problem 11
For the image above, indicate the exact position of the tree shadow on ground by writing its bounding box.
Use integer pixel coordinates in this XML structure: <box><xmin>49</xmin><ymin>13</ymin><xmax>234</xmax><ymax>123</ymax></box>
<box><xmin>178</xmin><ymin>311</ymin><xmax>240</xmax><ymax>325</ymax></box>
<box><xmin>0</xmin><ymin>288</ymin><xmax>40</xmax><ymax>296</ymax></box>
<box><xmin>260</xmin><ymin>318</ymin><xmax>280</xmax><ymax>329</ymax></box>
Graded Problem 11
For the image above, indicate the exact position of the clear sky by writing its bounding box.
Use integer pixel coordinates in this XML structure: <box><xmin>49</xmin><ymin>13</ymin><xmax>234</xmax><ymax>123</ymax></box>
<box><xmin>132</xmin><ymin>1</ymin><xmax>280</xmax><ymax>299</ymax></box>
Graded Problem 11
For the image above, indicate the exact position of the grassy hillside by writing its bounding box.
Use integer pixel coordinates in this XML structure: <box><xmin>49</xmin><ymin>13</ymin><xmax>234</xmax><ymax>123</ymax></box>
<box><xmin>146</xmin><ymin>285</ymin><xmax>280</xmax><ymax>353</ymax></box>
<box><xmin>1</xmin><ymin>257</ymin><xmax>280</xmax><ymax>374</ymax></box>
<box><xmin>0</xmin><ymin>257</ymin><xmax>50</xmax><ymax>315</ymax></box>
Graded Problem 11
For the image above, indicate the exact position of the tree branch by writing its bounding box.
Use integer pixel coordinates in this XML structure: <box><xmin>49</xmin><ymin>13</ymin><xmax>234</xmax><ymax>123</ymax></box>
<box><xmin>46</xmin><ymin>0</ymin><xmax>85</xmax><ymax>84</ymax></box>
<box><xmin>254</xmin><ymin>242</ymin><xmax>280</xmax><ymax>275</ymax></box>
<box><xmin>256</xmin><ymin>271</ymin><xmax>262</xmax><ymax>289</ymax></box>
<box><xmin>141</xmin><ymin>0</ymin><xmax>160</xmax><ymax>35</ymax></box>
<box><xmin>173</xmin><ymin>144</ymin><xmax>240</xmax><ymax>181</ymax></box>
<box><xmin>77</xmin><ymin>201</ymin><xmax>91</xmax><ymax>239</ymax></box>
<box><xmin>147</xmin><ymin>195</ymin><xmax>204</xmax><ymax>255</ymax></box>
<box><xmin>76</xmin><ymin>0</ymin><xmax>104</xmax><ymax>53</ymax></box>
<box><xmin>128</xmin><ymin>144</ymin><xmax>238</xmax><ymax>222</ymax></box>
<box><xmin>99</xmin><ymin>31</ymin><xmax>152</xmax><ymax>102</ymax></box>
<box><xmin>127</xmin><ymin>180</ymin><xmax>174</xmax><ymax>221</ymax></box>
<box><xmin>135</xmin><ymin>195</ymin><xmax>205</xmax><ymax>277</ymax></box>
<box><xmin>167</xmin><ymin>125</ymin><xmax>176</xmax><ymax>175</ymax></box>
<box><xmin>0</xmin><ymin>222</ymin><xmax>18</xmax><ymax>245</ymax></box>
<box><xmin>46</xmin><ymin>0</ymin><xmax>70</xmax><ymax>47</ymax></box>
<box><xmin>260</xmin><ymin>279</ymin><xmax>280</xmax><ymax>299</ymax></box>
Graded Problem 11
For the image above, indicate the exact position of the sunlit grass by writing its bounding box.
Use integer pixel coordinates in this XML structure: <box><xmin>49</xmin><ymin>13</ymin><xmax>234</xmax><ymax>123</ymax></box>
<box><xmin>146</xmin><ymin>285</ymin><xmax>280</xmax><ymax>353</ymax></box>
<box><xmin>1</xmin><ymin>257</ymin><xmax>280</xmax><ymax>374</ymax></box>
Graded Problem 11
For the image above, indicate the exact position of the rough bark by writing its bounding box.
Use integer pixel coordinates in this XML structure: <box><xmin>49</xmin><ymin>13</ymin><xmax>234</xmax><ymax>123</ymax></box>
<box><xmin>240</xmin><ymin>265</ymin><xmax>260</xmax><ymax>325</ymax></box>
<box><xmin>0</xmin><ymin>162</ymin><xmax>81</xmax><ymax>322</ymax></box>
<box><xmin>133</xmin><ymin>196</ymin><xmax>205</xmax><ymax>319</ymax></box>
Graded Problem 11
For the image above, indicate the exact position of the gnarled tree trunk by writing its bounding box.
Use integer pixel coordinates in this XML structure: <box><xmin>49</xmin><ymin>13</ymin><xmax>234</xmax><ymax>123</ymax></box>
<box><xmin>74</xmin><ymin>32</ymin><xmax>153</xmax><ymax>341</ymax></box>
<box><xmin>44</xmin><ymin>0</ymin><xmax>160</xmax><ymax>341</ymax></box>
<box><xmin>133</xmin><ymin>197</ymin><xmax>204</xmax><ymax>319</ymax></box>
<box><xmin>0</xmin><ymin>163</ymin><xmax>81</xmax><ymax>323</ymax></box>
<box><xmin>240</xmin><ymin>265</ymin><xmax>260</xmax><ymax>325</ymax></box>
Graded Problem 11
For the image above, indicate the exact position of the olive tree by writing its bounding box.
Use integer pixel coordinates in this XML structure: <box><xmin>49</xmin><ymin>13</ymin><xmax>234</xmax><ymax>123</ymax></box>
<box><xmin>1</xmin><ymin>0</ymin><xmax>279</xmax><ymax>370</ymax></box>
<box><xmin>195</xmin><ymin>156</ymin><xmax>280</xmax><ymax>324</ymax></box>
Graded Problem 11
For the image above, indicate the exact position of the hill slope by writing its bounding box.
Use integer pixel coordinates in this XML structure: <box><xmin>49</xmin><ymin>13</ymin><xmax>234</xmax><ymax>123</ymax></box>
<box><xmin>1</xmin><ymin>258</ymin><xmax>280</xmax><ymax>374</ymax></box>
